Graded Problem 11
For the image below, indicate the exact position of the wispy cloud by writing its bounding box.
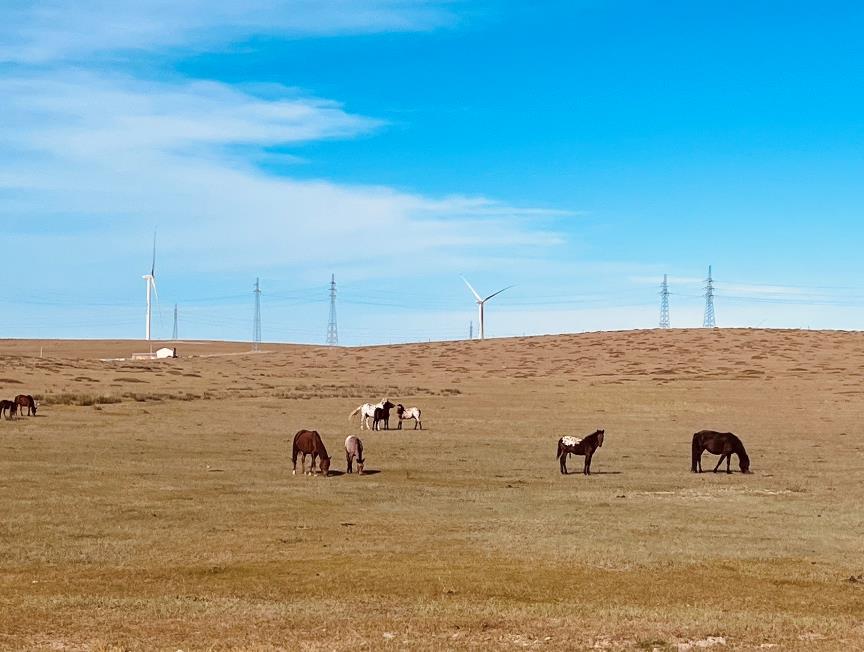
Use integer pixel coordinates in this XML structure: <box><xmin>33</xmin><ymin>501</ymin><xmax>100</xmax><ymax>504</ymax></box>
<box><xmin>0</xmin><ymin>69</ymin><xmax>565</xmax><ymax>279</ymax></box>
<box><xmin>0</xmin><ymin>0</ymin><xmax>456</xmax><ymax>63</ymax></box>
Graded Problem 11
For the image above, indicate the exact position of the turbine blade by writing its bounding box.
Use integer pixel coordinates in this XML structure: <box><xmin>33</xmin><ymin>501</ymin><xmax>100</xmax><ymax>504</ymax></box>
<box><xmin>151</xmin><ymin>229</ymin><xmax>157</xmax><ymax>276</ymax></box>
<box><xmin>483</xmin><ymin>285</ymin><xmax>515</xmax><ymax>302</ymax></box>
<box><xmin>461</xmin><ymin>276</ymin><xmax>482</xmax><ymax>302</ymax></box>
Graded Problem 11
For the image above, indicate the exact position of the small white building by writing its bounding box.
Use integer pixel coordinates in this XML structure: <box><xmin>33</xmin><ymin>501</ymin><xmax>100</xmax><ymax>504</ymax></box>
<box><xmin>155</xmin><ymin>347</ymin><xmax>177</xmax><ymax>359</ymax></box>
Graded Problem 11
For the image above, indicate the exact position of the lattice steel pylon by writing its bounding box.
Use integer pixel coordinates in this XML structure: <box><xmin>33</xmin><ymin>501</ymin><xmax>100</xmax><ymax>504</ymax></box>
<box><xmin>252</xmin><ymin>277</ymin><xmax>262</xmax><ymax>351</ymax></box>
<box><xmin>659</xmin><ymin>274</ymin><xmax>670</xmax><ymax>329</ymax></box>
<box><xmin>326</xmin><ymin>274</ymin><xmax>338</xmax><ymax>345</ymax></box>
<box><xmin>703</xmin><ymin>266</ymin><xmax>717</xmax><ymax>328</ymax></box>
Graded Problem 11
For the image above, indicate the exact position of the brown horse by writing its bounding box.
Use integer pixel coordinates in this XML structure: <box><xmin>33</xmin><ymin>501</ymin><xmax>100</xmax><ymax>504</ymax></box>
<box><xmin>292</xmin><ymin>430</ymin><xmax>331</xmax><ymax>476</ymax></box>
<box><xmin>0</xmin><ymin>400</ymin><xmax>17</xmax><ymax>420</ymax></box>
<box><xmin>14</xmin><ymin>394</ymin><xmax>37</xmax><ymax>416</ymax></box>
<box><xmin>691</xmin><ymin>430</ymin><xmax>751</xmax><ymax>474</ymax></box>
<box><xmin>345</xmin><ymin>435</ymin><xmax>365</xmax><ymax>474</ymax></box>
<box><xmin>556</xmin><ymin>429</ymin><xmax>605</xmax><ymax>475</ymax></box>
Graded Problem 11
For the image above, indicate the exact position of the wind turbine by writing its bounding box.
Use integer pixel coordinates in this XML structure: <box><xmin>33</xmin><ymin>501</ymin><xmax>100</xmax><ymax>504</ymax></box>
<box><xmin>142</xmin><ymin>231</ymin><xmax>158</xmax><ymax>341</ymax></box>
<box><xmin>461</xmin><ymin>276</ymin><xmax>514</xmax><ymax>340</ymax></box>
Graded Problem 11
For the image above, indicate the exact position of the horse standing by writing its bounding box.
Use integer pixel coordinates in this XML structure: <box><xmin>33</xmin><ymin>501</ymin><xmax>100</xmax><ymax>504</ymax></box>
<box><xmin>348</xmin><ymin>399</ymin><xmax>392</xmax><ymax>430</ymax></box>
<box><xmin>345</xmin><ymin>435</ymin><xmax>365</xmax><ymax>474</ymax></box>
<box><xmin>372</xmin><ymin>401</ymin><xmax>396</xmax><ymax>431</ymax></box>
<box><xmin>691</xmin><ymin>430</ymin><xmax>750</xmax><ymax>474</ymax></box>
<box><xmin>556</xmin><ymin>430</ymin><xmax>605</xmax><ymax>475</ymax></box>
<box><xmin>395</xmin><ymin>404</ymin><xmax>422</xmax><ymax>430</ymax></box>
<box><xmin>14</xmin><ymin>395</ymin><xmax>37</xmax><ymax>417</ymax></box>
<box><xmin>0</xmin><ymin>400</ymin><xmax>17</xmax><ymax>420</ymax></box>
<box><xmin>292</xmin><ymin>429</ymin><xmax>331</xmax><ymax>476</ymax></box>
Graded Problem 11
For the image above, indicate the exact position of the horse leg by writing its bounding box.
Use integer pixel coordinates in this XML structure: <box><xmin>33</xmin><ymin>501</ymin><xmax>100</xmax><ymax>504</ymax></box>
<box><xmin>346</xmin><ymin>452</ymin><xmax>353</xmax><ymax>473</ymax></box>
<box><xmin>713</xmin><ymin>454</ymin><xmax>726</xmax><ymax>473</ymax></box>
<box><xmin>726</xmin><ymin>454</ymin><xmax>732</xmax><ymax>474</ymax></box>
<box><xmin>416</xmin><ymin>419</ymin><xmax>420</xmax><ymax>430</ymax></box>
<box><xmin>584</xmin><ymin>451</ymin><xmax>592</xmax><ymax>475</ymax></box>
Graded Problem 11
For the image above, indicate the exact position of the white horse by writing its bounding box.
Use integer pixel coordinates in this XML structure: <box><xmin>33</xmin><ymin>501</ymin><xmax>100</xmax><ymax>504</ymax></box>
<box><xmin>396</xmin><ymin>404</ymin><xmax>422</xmax><ymax>430</ymax></box>
<box><xmin>349</xmin><ymin>398</ymin><xmax>389</xmax><ymax>430</ymax></box>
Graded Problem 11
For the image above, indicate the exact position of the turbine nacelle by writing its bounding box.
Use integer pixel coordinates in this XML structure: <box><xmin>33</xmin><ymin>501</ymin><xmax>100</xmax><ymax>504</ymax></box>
<box><xmin>461</xmin><ymin>276</ymin><xmax>513</xmax><ymax>340</ymax></box>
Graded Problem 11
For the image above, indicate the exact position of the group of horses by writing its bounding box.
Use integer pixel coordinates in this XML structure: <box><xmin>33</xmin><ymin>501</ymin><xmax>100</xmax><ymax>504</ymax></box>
<box><xmin>348</xmin><ymin>399</ymin><xmax>422</xmax><ymax>431</ymax></box>
<box><xmin>0</xmin><ymin>394</ymin><xmax>37</xmax><ymax>420</ymax></box>
<box><xmin>292</xmin><ymin>397</ymin><xmax>422</xmax><ymax>476</ymax></box>
<box><xmin>291</xmin><ymin>429</ymin><xmax>364</xmax><ymax>476</ymax></box>
<box><xmin>555</xmin><ymin>428</ymin><xmax>751</xmax><ymax>476</ymax></box>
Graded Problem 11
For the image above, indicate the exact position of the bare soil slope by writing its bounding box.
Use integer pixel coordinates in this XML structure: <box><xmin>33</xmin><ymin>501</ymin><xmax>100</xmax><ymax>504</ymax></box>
<box><xmin>1</xmin><ymin>329</ymin><xmax>862</xmax><ymax>650</ymax></box>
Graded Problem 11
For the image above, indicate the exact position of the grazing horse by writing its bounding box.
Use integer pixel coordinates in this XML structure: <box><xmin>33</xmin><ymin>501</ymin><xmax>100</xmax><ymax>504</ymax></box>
<box><xmin>345</xmin><ymin>435</ymin><xmax>365</xmax><ymax>474</ymax></box>
<box><xmin>0</xmin><ymin>400</ymin><xmax>17</xmax><ymax>420</ymax></box>
<box><xmin>292</xmin><ymin>429</ymin><xmax>331</xmax><ymax>476</ymax></box>
<box><xmin>395</xmin><ymin>404</ymin><xmax>422</xmax><ymax>430</ymax></box>
<box><xmin>14</xmin><ymin>394</ymin><xmax>37</xmax><ymax>417</ymax></box>
<box><xmin>556</xmin><ymin>429</ymin><xmax>605</xmax><ymax>475</ymax></box>
<box><xmin>691</xmin><ymin>430</ymin><xmax>751</xmax><ymax>474</ymax></box>
<box><xmin>349</xmin><ymin>399</ymin><xmax>392</xmax><ymax>430</ymax></box>
<box><xmin>372</xmin><ymin>401</ymin><xmax>396</xmax><ymax>431</ymax></box>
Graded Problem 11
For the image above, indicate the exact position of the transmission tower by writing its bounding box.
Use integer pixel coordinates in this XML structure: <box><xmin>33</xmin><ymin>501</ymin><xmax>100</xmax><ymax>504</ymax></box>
<box><xmin>252</xmin><ymin>277</ymin><xmax>262</xmax><ymax>351</ymax></box>
<box><xmin>172</xmin><ymin>304</ymin><xmax>178</xmax><ymax>340</ymax></box>
<box><xmin>659</xmin><ymin>275</ymin><xmax>670</xmax><ymax>329</ymax></box>
<box><xmin>326</xmin><ymin>274</ymin><xmax>338</xmax><ymax>345</ymax></box>
<box><xmin>703</xmin><ymin>266</ymin><xmax>717</xmax><ymax>328</ymax></box>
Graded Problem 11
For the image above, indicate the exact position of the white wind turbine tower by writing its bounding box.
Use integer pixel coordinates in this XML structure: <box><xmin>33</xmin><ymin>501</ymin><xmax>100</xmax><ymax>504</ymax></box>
<box><xmin>142</xmin><ymin>231</ymin><xmax>159</xmax><ymax>342</ymax></box>
<box><xmin>461</xmin><ymin>276</ymin><xmax>514</xmax><ymax>340</ymax></box>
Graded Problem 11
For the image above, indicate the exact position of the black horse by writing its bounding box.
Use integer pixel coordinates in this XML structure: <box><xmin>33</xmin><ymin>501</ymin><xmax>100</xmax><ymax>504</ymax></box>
<box><xmin>691</xmin><ymin>430</ymin><xmax>751</xmax><ymax>474</ymax></box>
<box><xmin>372</xmin><ymin>400</ymin><xmax>395</xmax><ymax>431</ymax></box>
<box><xmin>556</xmin><ymin>429</ymin><xmax>605</xmax><ymax>475</ymax></box>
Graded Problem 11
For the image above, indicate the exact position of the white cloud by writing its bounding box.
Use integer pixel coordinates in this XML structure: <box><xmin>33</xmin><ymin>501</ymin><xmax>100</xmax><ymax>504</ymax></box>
<box><xmin>0</xmin><ymin>70</ymin><xmax>567</xmax><ymax>278</ymax></box>
<box><xmin>0</xmin><ymin>0</ymin><xmax>456</xmax><ymax>63</ymax></box>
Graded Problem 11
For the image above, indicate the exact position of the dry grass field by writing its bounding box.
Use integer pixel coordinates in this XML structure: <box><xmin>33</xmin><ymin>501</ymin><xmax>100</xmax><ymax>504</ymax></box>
<box><xmin>1</xmin><ymin>329</ymin><xmax>863</xmax><ymax>651</ymax></box>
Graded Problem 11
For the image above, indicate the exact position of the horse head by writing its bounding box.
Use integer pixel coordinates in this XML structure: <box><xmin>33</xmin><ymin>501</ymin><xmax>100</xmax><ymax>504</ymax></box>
<box><xmin>319</xmin><ymin>455</ymin><xmax>331</xmax><ymax>477</ymax></box>
<box><xmin>596</xmin><ymin>429</ymin><xmax>605</xmax><ymax>447</ymax></box>
<box><xmin>739</xmin><ymin>451</ymin><xmax>751</xmax><ymax>473</ymax></box>
<box><xmin>383</xmin><ymin>400</ymin><xmax>395</xmax><ymax>410</ymax></box>
<box><xmin>396</xmin><ymin>403</ymin><xmax>405</xmax><ymax>415</ymax></box>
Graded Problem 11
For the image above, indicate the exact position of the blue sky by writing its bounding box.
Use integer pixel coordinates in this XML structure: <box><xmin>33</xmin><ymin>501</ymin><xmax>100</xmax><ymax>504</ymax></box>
<box><xmin>2</xmin><ymin>1</ymin><xmax>863</xmax><ymax>344</ymax></box>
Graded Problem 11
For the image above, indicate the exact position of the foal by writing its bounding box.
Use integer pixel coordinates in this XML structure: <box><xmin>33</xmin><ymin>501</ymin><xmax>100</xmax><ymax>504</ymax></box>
<box><xmin>345</xmin><ymin>435</ymin><xmax>365</xmax><ymax>474</ymax></box>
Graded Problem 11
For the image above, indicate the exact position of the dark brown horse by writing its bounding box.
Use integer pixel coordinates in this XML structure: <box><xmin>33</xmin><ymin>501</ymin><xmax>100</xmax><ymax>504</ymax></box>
<box><xmin>292</xmin><ymin>429</ymin><xmax>331</xmax><ymax>476</ymax></box>
<box><xmin>14</xmin><ymin>394</ymin><xmax>37</xmax><ymax>416</ymax></box>
<box><xmin>691</xmin><ymin>430</ymin><xmax>751</xmax><ymax>474</ymax></box>
<box><xmin>372</xmin><ymin>400</ymin><xmax>396</xmax><ymax>431</ymax></box>
<box><xmin>556</xmin><ymin>429</ymin><xmax>605</xmax><ymax>475</ymax></box>
<box><xmin>0</xmin><ymin>400</ymin><xmax>17</xmax><ymax>420</ymax></box>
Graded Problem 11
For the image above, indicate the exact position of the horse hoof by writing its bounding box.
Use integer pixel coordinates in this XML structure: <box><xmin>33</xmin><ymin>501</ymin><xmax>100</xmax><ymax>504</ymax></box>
<box><xmin>292</xmin><ymin>470</ymin><xmax>296</xmax><ymax>476</ymax></box>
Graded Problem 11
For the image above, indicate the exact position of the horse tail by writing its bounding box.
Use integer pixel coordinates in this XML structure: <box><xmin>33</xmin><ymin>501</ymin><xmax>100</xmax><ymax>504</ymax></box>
<box><xmin>691</xmin><ymin>432</ymin><xmax>701</xmax><ymax>471</ymax></box>
<box><xmin>348</xmin><ymin>406</ymin><xmax>361</xmax><ymax>421</ymax></box>
<box><xmin>556</xmin><ymin>439</ymin><xmax>563</xmax><ymax>460</ymax></box>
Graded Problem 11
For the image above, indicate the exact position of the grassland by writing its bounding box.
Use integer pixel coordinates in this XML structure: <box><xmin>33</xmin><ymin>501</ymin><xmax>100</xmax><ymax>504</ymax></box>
<box><xmin>0</xmin><ymin>329</ymin><xmax>863</xmax><ymax>650</ymax></box>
